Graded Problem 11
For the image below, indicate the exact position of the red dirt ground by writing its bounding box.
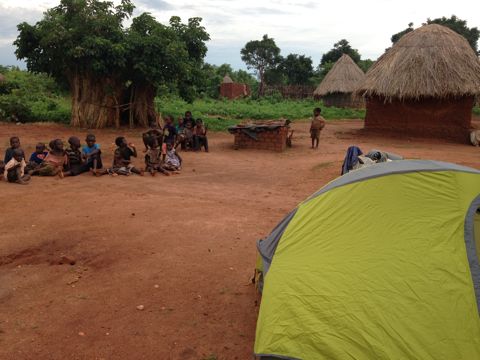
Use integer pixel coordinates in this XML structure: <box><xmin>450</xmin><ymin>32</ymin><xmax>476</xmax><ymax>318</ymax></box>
<box><xmin>1</xmin><ymin>119</ymin><xmax>479</xmax><ymax>360</ymax></box>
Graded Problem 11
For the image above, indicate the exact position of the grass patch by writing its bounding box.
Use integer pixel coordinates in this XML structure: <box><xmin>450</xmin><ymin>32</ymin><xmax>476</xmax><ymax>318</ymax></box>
<box><xmin>155</xmin><ymin>96</ymin><xmax>365</xmax><ymax>131</ymax></box>
<box><xmin>473</xmin><ymin>106</ymin><xmax>480</xmax><ymax>116</ymax></box>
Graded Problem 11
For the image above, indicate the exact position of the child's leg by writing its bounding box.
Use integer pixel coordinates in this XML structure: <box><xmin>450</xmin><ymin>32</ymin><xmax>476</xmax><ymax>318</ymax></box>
<box><xmin>130</xmin><ymin>167</ymin><xmax>144</xmax><ymax>176</ymax></box>
<box><xmin>315</xmin><ymin>134</ymin><xmax>320</xmax><ymax>148</ymax></box>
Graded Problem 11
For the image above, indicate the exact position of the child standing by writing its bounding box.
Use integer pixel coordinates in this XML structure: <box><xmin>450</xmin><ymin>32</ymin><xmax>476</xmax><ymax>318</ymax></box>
<box><xmin>4</xmin><ymin>148</ymin><xmax>30</xmax><ymax>184</ymax></box>
<box><xmin>4</xmin><ymin>136</ymin><xmax>25</xmax><ymax>163</ymax></box>
<box><xmin>32</xmin><ymin>139</ymin><xmax>67</xmax><ymax>178</ymax></box>
<box><xmin>310</xmin><ymin>107</ymin><xmax>326</xmax><ymax>149</ymax></box>
<box><xmin>107</xmin><ymin>136</ymin><xmax>143</xmax><ymax>176</ymax></box>
<box><xmin>143</xmin><ymin>121</ymin><xmax>163</xmax><ymax>152</ymax></box>
<box><xmin>82</xmin><ymin>134</ymin><xmax>103</xmax><ymax>174</ymax></box>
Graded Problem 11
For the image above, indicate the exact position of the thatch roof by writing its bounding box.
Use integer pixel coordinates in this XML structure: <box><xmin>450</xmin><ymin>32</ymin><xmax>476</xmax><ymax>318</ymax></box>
<box><xmin>314</xmin><ymin>54</ymin><xmax>365</xmax><ymax>96</ymax></box>
<box><xmin>357</xmin><ymin>24</ymin><xmax>480</xmax><ymax>100</ymax></box>
<box><xmin>222</xmin><ymin>75</ymin><xmax>233</xmax><ymax>84</ymax></box>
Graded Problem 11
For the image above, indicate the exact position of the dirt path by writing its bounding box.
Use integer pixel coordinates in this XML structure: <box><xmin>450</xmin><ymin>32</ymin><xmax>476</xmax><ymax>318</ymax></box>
<box><xmin>0</xmin><ymin>120</ymin><xmax>479</xmax><ymax>360</ymax></box>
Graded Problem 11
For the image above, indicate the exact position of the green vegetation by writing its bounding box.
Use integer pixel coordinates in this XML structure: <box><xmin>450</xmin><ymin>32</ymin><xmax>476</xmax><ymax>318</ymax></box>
<box><xmin>473</xmin><ymin>106</ymin><xmax>480</xmax><ymax>116</ymax></box>
<box><xmin>0</xmin><ymin>67</ymin><xmax>70</xmax><ymax>123</ymax></box>
<box><xmin>156</xmin><ymin>96</ymin><xmax>365</xmax><ymax>131</ymax></box>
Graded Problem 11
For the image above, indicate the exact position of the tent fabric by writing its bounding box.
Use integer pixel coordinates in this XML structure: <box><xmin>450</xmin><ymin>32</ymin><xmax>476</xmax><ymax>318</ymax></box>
<box><xmin>255</xmin><ymin>161</ymin><xmax>480</xmax><ymax>360</ymax></box>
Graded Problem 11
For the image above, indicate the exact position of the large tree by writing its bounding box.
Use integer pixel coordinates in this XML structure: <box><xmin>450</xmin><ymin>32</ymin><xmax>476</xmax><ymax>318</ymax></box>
<box><xmin>14</xmin><ymin>0</ymin><xmax>209</xmax><ymax>128</ymax></box>
<box><xmin>241</xmin><ymin>34</ymin><xmax>281</xmax><ymax>96</ymax></box>
<box><xmin>391</xmin><ymin>16</ymin><xmax>479</xmax><ymax>54</ymax></box>
<box><xmin>320</xmin><ymin>39</ymin><xmax>361</xmax><ymax>66</ymax></box>
<box><xmin>280</xmin><ymin>54</ymin><xmax>313</xmax><ymax>85</ymax></box>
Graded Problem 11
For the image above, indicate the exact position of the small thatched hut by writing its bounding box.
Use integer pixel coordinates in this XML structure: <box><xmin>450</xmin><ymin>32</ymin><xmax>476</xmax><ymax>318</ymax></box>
<box><xmin>222</xmin><ymin>75</ymin><xmax>233</xmax><ymax>84</ymax></box>
<box><xmin>357</xmin><ymin>24</ymin><xmax>480</xmax><ymax>142</ymax></box>
<box><xmin>220</xmin><ymin>74</ymin><xmax>250</xmax><ymax>99</ymax></box>
<box><xmin>314</xmin><ymin>54</ymin><xmax>365</xmax><ymax>108</ymax></box>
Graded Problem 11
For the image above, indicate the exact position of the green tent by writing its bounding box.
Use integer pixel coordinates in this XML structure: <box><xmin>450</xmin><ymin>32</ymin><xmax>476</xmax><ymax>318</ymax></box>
<box><xmin>255</xmin><ymin>160</ymin><xmax>480</xmax><ymax>360</ymax></box>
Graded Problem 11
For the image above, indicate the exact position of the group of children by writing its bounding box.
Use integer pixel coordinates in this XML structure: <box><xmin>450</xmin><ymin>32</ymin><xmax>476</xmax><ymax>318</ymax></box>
<box><xmin>0</xmin><ymin>112</ymin><xmax>207</xmax><ymax>184</ymax></box>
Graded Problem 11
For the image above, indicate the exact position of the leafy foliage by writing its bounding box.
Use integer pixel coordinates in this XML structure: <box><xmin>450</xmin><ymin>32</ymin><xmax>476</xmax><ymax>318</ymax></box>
<box><xmin>321</xmin><ymin>39</ymin><xmax>361</xmax><ymax>66</ymax></box>
<box><xmin>391</xmin><ymin>16</ymin><xmax>479</xmax><ymax>54</ymax></box>
<box><xmin>280</xmin><ymin>54</ymin><xmax>314</xmax><ymax>85</ymax></box>
<box><xmin>241</xmin><ymin>34</ymin><xmax>281</xmax><ymax>94</ymax></box>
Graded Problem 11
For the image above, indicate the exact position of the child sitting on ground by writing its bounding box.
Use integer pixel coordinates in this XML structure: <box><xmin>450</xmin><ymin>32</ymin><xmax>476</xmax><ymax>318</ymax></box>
<box><xmin>82</xmin><ymin>134</ymin><xmax>103</xmax><ymax>175</ymax></box>
<box><xmin>4</xmin><ymin>148</ymin><xmax>30</xmax><ymax>185</ymax></box>
<box><xmin>107</xmin><ymin>136</ymin><xmax>143</xmax><ymax>176</ymax></box>
<box><xmin>64</xmin><ymin>136</ymin><xmax>89</xmax><ymax>177</ymax></box>
<box><xmin>4</xmin><ymin>136</ymin><xmax>25</xmax><ymax>163</ymax></box>
<box><xmin>310</xmin><ymin>107</ymin><xmax>326</xmax><ymax>149</ymax></box>
<box><xmin>193</xmin><ymin>118</ymin><xmax>209</xmax><ymax>152</ymax></box>
<box><xmin>142</xmin><ymin>120</ymin><xmax>163</xmax><ymax>152</ymax></box>
<box><xmin>28</xmin><ymin>143</ymin><xmax>48</xmax><ymax>169</ymax></box>
<box><xmin>144</xmin><ymin>136</ymin><xmax>169</xmax><ymax>176</ymax></box>
<box><xmin>31</xmin><ymin>139</ymin><xmax>67</xmax><ymax>178</ymax></box>
<box><xmin>163</xmin><ymin>142</ymin><xmax>182</xmax><ymax>173</ymax></box>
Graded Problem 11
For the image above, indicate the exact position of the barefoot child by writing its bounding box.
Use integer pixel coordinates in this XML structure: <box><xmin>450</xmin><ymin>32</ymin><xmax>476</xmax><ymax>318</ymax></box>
<box><xmin>32</xmin><ymin>139</ymin><xmax>67</xmax><ymax>177</ymax></box>
<box><xmin>107</xmin><ymin>136</ymin><xmax>143</xmax><ymax>176</ymax></box>
<box><xmin>144</xmin><ymin>137</ymin><xmax>169</xmax><ymax>176</ymax></box>
<box><xmin>82</xmin><ymin>134</ymin><xmax>103</xmax><ymax>175</ymax></box>
<box><xmin>4</xmin><ymin>136</ymin><xmax>25</xmax><ymax>163</ymax></box>
<box><xmin>64</xmin><ymin>136</ymin><xmax>89</xmax><ymax>176</ymax></box>
<box><xmin>163</xmin><ymin>142</ymin><xmax>182</xmax><ymax>173</ymax></box>
<box><xmin>193</xmin><ymin>118</ymin><xmax>209</xmax><ymax>152</ymax></box>
<box><xmin>4</xmin><ymin>148</ymin><xmax>30</xmax><ymax>184</ymax></box>
<box><xmin>310</xmin><ymin>107</ymin><xmax>326</xmax><ymax>149</ymax></box>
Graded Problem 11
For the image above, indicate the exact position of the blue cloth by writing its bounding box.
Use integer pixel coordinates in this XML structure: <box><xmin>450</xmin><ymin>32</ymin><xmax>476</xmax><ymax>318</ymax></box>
<box><xmin>29</xmin><ymin>151</ymin><xmax>48</xmax><ymax>164</ymax></box>
<box><xmin>341</xmin><ymin>146</ymin><xmax>363</xmax><ymax>175</ymax></box>
<box><xmin>82</xmin><ymin>144</ymin><xmax>100</xmax><ymax>163</ymax></box>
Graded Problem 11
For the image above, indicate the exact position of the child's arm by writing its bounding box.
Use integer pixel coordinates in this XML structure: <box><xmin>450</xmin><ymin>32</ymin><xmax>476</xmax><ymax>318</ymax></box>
<box><xmin>129</xmin><ymin>144</ymin><xmax>137</xmax><ymax>158</ymax></box>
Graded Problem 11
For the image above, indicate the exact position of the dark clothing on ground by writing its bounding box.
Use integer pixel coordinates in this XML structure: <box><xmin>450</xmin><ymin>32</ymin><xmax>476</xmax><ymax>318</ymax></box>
<box><xmin>341</xmin><ymin>146</ymin><xmax>363</xmax><ymax>175</ymax></box>
<box><xmin>29</xmin><ymin>151</ymin><xmax>48</xmax><ymax>165</ymax></box>
<box><xmin>4</xmin><ymin>148</ymin><xmax>25</xmax><ymax>164</ymax></box>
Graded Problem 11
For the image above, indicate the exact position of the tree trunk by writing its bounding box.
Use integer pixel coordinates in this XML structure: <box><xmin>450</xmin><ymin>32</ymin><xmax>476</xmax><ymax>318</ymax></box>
<box><xmin>130</xmin><ymin>83</ymin><xmax>157</xmax><ymax>128</ymax></box>
<box><xmin>69</xmin><ymin>73</ymin><xmax>123</xmax><ymax>128</ymax></box>
<box><xmin>259</xmin><ymin>69</ymin><xmax>265</xmax><ymax>97</ymax></box>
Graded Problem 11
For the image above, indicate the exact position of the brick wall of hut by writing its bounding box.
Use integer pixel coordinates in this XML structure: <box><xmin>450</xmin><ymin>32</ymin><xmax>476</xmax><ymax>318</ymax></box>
<box><xmin>233</xmin><ymin>127</ymin><xmax>288</xmax><ymax>152</ymax></box>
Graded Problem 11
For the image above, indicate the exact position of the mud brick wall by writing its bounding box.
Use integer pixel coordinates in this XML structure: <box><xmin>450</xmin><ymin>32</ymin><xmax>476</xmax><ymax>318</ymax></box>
<box><xmin>365</xmin><ymin>96</ymin><xmax>474</xmax><ymax>143</ymax></box>
<box><xmin>234</xmin><ymin>127</ymin><xmax>287</xmax><ymax>152</ymax></box>
<box><xmin>220</xmin><ymin>83</ymin><xmax>251</xmax><ymax>99</ymax></box>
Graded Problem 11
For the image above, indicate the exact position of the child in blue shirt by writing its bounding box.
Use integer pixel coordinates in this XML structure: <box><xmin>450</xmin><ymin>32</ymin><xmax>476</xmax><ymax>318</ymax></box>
<box><xmin>82</xmin><ymin>134</ymin><xmax>103</xmax><ymax>175</ymax></box>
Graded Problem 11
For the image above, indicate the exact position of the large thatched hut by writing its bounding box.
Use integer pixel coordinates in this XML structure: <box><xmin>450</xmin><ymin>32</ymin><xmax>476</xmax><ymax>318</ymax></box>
<box><xmin>357</xmin><ymin>24</ymin><xmax>480</xmax><ymax>142</ymax></box>
<box><xmin>314</xmin><ymin>54</ymin><xmax>365</xmax><ymax>108</ymax></box>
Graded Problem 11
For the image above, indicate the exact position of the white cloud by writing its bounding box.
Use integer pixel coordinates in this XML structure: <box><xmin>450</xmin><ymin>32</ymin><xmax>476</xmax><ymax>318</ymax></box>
<box><xmin>0</xmin><ymin>0</ymin><xmax>479</xmax><ymax>69</ymax></box>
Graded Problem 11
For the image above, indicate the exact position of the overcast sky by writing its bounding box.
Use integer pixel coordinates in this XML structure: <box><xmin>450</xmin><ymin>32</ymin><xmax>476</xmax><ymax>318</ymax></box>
<box><xmin>1</xmin><ymin>0</ymin><xmax>479</xmax><ymax>71</ymax></box>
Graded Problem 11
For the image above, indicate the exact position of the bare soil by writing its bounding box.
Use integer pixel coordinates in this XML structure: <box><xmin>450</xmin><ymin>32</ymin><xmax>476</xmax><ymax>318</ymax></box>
<box><xmin>0</xmin><ymin>119</ymin><xmax>479</xmax><ymax>360</ymax></box>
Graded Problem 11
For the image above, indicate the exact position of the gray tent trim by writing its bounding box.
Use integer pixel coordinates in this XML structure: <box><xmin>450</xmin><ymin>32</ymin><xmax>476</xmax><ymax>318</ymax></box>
<box><xmin>257</xmin><ymin>160</ymin><xmax>480</xmax><ymax>281</ymax></box>
<box><xmin>256</xmin><ymin>353</ymin><xmax>301</xmax><ymax>360</ymax></box>
<box><xmin>464</xmin><ymin>195</ymin><xmax>480</xmax><ymax>315</ymax></box>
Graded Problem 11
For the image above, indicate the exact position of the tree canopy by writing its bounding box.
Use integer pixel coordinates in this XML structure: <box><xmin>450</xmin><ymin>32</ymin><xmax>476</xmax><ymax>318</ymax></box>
<box><xmin>320</xmin><ymin>39</ymin><xmax>361</xmax><ymax>66</ymax></box>
<box><xmin>280</xmin><ymin>54</ymin><xmax>314</xmax><ymax>85</ymax></box>
<box><xmin>240</xmin><ymin>34</ymin><xmax>281</xmax><ymax>95</ymax></box>
<box><xmin>14</xmin><ymin>0</ymin><xmax>210</xmax><ymax>127</ymax></box>
<box><xmin>391</xmin><ymin>16</ymin><xmax>479</xmax><ymax>54</ymax></box>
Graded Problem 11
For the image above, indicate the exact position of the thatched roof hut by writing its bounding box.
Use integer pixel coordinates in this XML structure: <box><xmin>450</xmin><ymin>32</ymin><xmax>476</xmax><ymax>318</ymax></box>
<box><xmin>314</xmin><ymin>54</ymin><xmax>364</xmax><ymax>95</ymax></box>
<box><xmin>314</xmin><ymin>54</ymin><xmax>365</xmax><ymax>108</ymax></box>
<box><xmin>222</xmin><ymin>75</ymin><xmax>233</xmax><ymax>84</ymax></box>
<box><xmin>357</xmin><ymin>24</ymin><xmax>480</xmax><ymax>142</ymax></box>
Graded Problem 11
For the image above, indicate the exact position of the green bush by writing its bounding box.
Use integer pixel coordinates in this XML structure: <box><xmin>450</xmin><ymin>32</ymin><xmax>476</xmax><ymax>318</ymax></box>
<box><xmin>0</xmin><ymin>68</ymin><xmax>70</xmax><ymax>123</ymax></box>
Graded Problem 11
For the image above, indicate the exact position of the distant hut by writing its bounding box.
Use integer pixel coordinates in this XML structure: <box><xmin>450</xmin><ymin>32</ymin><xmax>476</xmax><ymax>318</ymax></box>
<box><xmin>314</xmin><ymin>54</ymin><xmax>365</xmax><ymax>108</ymax></box>
<box><xmin>356</xmin><ymin>24</ymin><xmax>480</xmax><ymax>142</ymax></box>
<box><xmin>220</xmin><ymin>74</ymin><xmax>250</xmax><ymax>100</ymax></box>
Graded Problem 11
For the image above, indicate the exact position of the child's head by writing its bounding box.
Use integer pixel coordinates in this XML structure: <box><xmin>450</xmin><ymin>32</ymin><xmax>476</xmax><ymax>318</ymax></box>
<box><xmin>148</xmin><ymin>120</ymin><xmax>159</xmax><ymax>129</ymax></box>
<box><xmin>314</xmin><ymin>107</ymin><xmax>322</xmax><ymax>116</ymax></box>
<box><xmin>49</xmin><ymin>138</ymin><xmax>64</xmax><ymax>152</ymax></box>
<box><xmin>10</xmin><ymin>136</ymin><xmax>20</xmax><ymax>149</ymax></box>
<box><xmin>115</xmin><ymin>136</ymin><xmax>127</xmax><ymax>147</ymax></box>
<box><xmin>165</xmin><ymin>115</ymin><xmax>173</xmax><ymax>125</ymax></box>
<box><xmin>185</xmin><ymin>111</ymin><xmax>192</xmax><ymax>119</ymax></box>
<box><xmin>68</xmin><ymin>136</ymin><xmax>81</xmax><ymax>149</ymax></box>
<box><xmin>12</xmin><ymin>148</ymin><xmax>24</xmax><ymax>161</ymax></box>
<box><xmin>178</xmin><ymin>117</ymin><xmax>184</xmax><ymax>125</ymax></box>
<box><xmin>196</xmin><ymin>118</ymin><xmax>203</xmax><ymax>126</ymax></box>
<box><xmin>35</xmin><ymin>143</ymin><xmax>46</xmax><ymax>154</ymax></box>
<box><xmin>147</xmin><ymin>136</ymin><xmax>158</xmax><ymax>149</ymax></box>
<box><xmin>85</xmin><ymin>134</ymin><xmax>96</xmax><ymax>147</ymax></box>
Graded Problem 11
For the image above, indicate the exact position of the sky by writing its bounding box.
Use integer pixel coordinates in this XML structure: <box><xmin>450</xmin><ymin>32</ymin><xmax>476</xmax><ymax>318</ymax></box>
<box><xmin>1</xmin><ymin>0</ymin><xmax>479</xmax><ymax>71</ymax></box>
